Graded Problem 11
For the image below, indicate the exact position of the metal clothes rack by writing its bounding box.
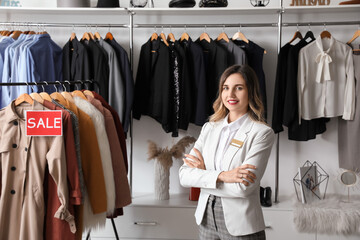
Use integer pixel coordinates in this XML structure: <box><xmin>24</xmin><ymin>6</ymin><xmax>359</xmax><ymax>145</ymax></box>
<box><xmin>0</xmin><ymin>80</ymin><xmax>119</xmax><ymax>240</ymax></box>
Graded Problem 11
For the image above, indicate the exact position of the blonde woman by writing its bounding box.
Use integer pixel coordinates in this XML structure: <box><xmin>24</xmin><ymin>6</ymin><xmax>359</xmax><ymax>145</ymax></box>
<box><xmin>179</xmin><ymin>65</ymin><xmax>275</xmax><ymax>240</ymax></box>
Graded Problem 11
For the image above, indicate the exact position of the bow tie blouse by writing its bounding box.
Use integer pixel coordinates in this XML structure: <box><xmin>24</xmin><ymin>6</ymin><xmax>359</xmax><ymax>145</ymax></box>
<box><xmin>297</xmin><ymin>35</ymin><xmax>355</xmax><ymax>122</ymax></box>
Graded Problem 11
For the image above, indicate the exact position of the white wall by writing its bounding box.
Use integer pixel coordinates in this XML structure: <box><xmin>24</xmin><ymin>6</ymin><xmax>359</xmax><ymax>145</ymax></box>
<box><xmin>0</xmin><ymin>1</ymin><xmax>359</xmax><ymax>203</ymax></box>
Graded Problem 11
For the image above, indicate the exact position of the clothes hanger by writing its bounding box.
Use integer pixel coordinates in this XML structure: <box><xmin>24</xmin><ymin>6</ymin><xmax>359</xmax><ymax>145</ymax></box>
<box><xmin>347</xmin><ymin>29</ymin><xmax>360</xmax><ymax>45</ymax></box>
<box><xmin>61</xmin><ymin>81</ymin><xmax>75</xmax><ymax>103</ymax></box>
<box><xmin>11</xmin><ymin>30</ymin><xmax>22</xmax><ymax>40</ymax></box>
<box><xmin>15</xmin><ymin>93</ymin><xmax>34</xmax><ymax>106</ymax></box>
<box><xmin>39</xmin><ymin>81</ymin><xmax>53</xmax><ymax>102</ymax></box>
<box><xmin>320</xmin><ymin>23</ymin><xmax>331</xmax><ymax>39</ymax></box>
<box><xmin>50</xmin><ymin>82</ymin><xmax>66</xmax><ymax>102</ymax></box>
<box><xmin>70</xmin><ymin>25</ymin><xmax>76</xmax><ymax>41</ymax></box>
<box><xmin>232</xmin><ymin>25</ymin><xmax>249</xmax><ymax>44</ymax></box>
<box><xmin>81</xmin><ymin>25</ymin><xmax>92</xmax><ymax>41</ymax></box>
<box><xmin>151</xmin><ymin>31</ymin><xmax>158</xmax><ymax>41</ymax></box>
<box><xmin>216</xmin><ymin>25</ymin><xmax>230</xmax><ymax>43</ymax></box>
<box><xmin>104</xmin><ymin>25</ymin><xmax>114</xmax><ymax>41</ymax></box>
<box><xmin>159</xmin><ymin>26</ymin><xmax>169</xmax><ymax>47</ymax></box>
<box><xmin>83</xmin><ymin>80</ymin><xmax>95</xmax><ymax>97</ymax></box>
<box><xmin>304</xmin><ymin>25</ymin><xmax>315</xmax><ymax>42</ymax></box>
<box><xmin>167</xmin><ymin>26</ymin><xmax>176</xmax><ymax>43</ymax></box>
<box><xmin>94</xmin><ymin>25</ymin><xmax>101</xmax><ymax>40</ymax></box>
<box><xmin>72</xmin><ymin>80</ymin><xmax>87</xmax><ymax>100</ymax></box>
<box><xmin>29</xmin><ymin>82</ymin><xmax>44</xmax><ymax>104</ymax></box>
<box><xmin>15</xmin><ymin>82</ymin><xmax>34</xmax><ymax>106</ymax></box>
<box><xmin>199</xmin><ymin>25</ymin><xmax>211</xmax><ymax>43</ymax></box>
<box><xmin>180</xmin><ymin>25</ymin><xmax>190</xmax><ymax>42</ymax></box>
<box><xmin>289</xmin><ymin>25</ymin><xmax>303</xmax><ymax>44</ymax></box>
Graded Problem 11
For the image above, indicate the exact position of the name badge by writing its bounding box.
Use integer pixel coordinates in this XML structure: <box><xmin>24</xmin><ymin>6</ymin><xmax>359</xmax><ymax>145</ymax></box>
<box><xmin>230</xmin><ymin>139</ymin><xmax>243</xmax><ymax>148</ymax></box>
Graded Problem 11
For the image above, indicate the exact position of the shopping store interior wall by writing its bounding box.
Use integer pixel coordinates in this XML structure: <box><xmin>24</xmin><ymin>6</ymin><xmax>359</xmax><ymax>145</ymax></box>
<box><xmin>0</xmin><ymin>0</ymin><xmax>359</xmax><ymax>200</ymax></box>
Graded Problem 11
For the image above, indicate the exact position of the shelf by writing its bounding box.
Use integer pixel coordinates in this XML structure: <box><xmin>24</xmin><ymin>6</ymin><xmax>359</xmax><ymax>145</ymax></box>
<box><xmin>128</xmin><ymin>7</ymin><xmax>282</xmax><ymax>15</ymax></box>
<box><xmin>0</xmin><ymin>6</ymin><xmax>129</xmax><ymax>15</ymax></box>
<box><xmin>130</xmin><ymin>192</ymin><xmax>296</xmax><ymax>211</ymax></box>
<box><xmin>283</xmin><ymin>4</ymin><xmax>360</xmax><ymax>13</ymax></box>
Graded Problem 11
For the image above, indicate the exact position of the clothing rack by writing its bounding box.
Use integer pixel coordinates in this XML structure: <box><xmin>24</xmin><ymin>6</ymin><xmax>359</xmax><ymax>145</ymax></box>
<box><xmin>0</xmin><ymin>80</ymin><xmax>119</xmax><ymax>240</ymax></box>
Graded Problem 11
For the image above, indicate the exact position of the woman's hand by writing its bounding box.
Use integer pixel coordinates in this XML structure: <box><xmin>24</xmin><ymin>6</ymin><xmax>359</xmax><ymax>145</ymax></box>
<box><xmin>217</xmin><ymin>164</ymin><xmax>257</xmax><ymax>186</ymax></box>
<box><xmin>183</xmin><ymin>148</ymin><xmax>206</xmax><ymax>170</ymax></box>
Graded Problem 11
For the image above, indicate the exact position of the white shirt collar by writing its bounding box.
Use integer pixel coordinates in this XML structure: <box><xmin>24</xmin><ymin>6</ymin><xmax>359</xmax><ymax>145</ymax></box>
<box><xmin>222</xmin><ymin>113</ymin><xmax>248</xmax><ymax>133</ymax></box>
<box><xmin>315</xmin><ymin>35</ymin><xmax>335</xmax><ymax>83</ymax></box>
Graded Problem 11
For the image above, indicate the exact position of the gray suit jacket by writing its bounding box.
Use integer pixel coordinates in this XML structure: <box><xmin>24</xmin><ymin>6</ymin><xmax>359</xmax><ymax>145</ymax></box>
<box><xmin>99</xmin><ymin>38</ymin><xmax>125</xmax><ymax>123</ymax></box>
<box><xmin>216</xmin><ymin>39</ymin><xmax>247</xmax><ymax>66</ymax></box>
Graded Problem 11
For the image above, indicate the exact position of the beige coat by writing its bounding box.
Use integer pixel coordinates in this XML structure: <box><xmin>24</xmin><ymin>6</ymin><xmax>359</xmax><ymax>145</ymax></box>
<box><xmin>0</xmin><ymin>101</ymin><xmax>74</xmax><ymax>240</ymax></box>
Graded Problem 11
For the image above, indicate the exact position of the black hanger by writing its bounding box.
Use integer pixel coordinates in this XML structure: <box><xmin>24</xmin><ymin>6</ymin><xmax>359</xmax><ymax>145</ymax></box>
<box><xmin>304</xmin><ymin>30</ymin><xmax>315</xmax><ymax>42</ymax></box>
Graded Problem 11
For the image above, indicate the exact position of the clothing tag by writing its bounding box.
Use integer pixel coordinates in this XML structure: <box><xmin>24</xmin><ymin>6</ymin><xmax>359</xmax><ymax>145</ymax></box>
<box><xmin>230</xmin><ymin>138</ymin><xmax>243</xmax><ymax>148</ymax></box>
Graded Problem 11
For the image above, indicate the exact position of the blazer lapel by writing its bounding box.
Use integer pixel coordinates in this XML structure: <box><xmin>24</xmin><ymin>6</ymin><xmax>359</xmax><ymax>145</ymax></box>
<box><xmin>221</xmin><ymin>116</ymin><xmax>254</xmax><ymax>170</ymax></box>
<box><xmin>205</xmin><ymin>122</ymin><xmax>223</xmax><ymax>170</ymax></box>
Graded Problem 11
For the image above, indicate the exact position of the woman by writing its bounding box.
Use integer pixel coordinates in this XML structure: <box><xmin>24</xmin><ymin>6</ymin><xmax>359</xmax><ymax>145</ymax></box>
<box><xmin>179</xmin><ymin>64</ymin><xmax>275</xmax><ymax>240</ymax></box>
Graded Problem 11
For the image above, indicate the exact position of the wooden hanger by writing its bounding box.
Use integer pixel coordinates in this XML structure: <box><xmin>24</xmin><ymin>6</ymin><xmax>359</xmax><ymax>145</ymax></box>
<box><xmin>83</xmin><ymin>90</ymin><xmax>94</xmax><ymax>97</ymax></box>
<box><xmin>61</xmin><ymin>91</ymin><xmax>75</xmax><ymax>103</ymax></box>
<box><xmin>105</xmin><ymin>32</ymin><xmax>114</xmax><ymax>41</ymax></box>
<box><xmin>72</xmin><ymin>90</ymin><xmax>87</xmax><ymax>100</ymax></box>
<box><xmin>167</xmin><ymin>32</ymin><xmax>176</xmax><ymax>43</ymax></box>
<box><xmin>347</xmin><ymin>29</ymin><xmax>360</xmax><ymax>44</ymax></box>
<box><xmin>150</xmin><ymin>32</ymin><xmax>158</xmax><ymax>41</ymax></box>
<box><xmin>320</xmin><ymin>30</ymin><xmax>331</xmax><ymax>39</ymax></box>
<box><xmin>51</xmin><ymin>92</ymin><xmax>66</xmax><ymax>102</ymax></box>
<box><xmin>159</xmin><ymin>32</ymin><xmax>169</xmax><ymax>47</ymax></box>
<box><xmin>88</xmin><ymin>32</ymin><xmax>95</xmax><ymax>40</ymax></box>
<box><xmin>199</xmin><ymin>32</ymin><xmax>211</xmax><ymax>43</ymax></box>
<box><xmin>289</xmin><ymin>30</ymin><xmax>303</xmax><ymax>44</ymax></box>
<box><xmin>81</xmin><ymin>32</ymin><xmax>91</xmax><ymax>41</ymax></box>
<box><xmin>30</xmin><ymin>92</ymin><xmax>44</xmax><ymax>104</ymax></box>
<box><xmin>180</xmin><ymin>32</ymin><xmax>189</xmax><ymax>42</ymax></box>
<box><xmin>11</xmin><ymin>30</ymin><xmax>22</xmax><ymax>40</ymax></box>
<box><xmin>70</xmin><ymin>32</ymin><xmax>76</xmax><ymax>41</ymax></box>
<box><xmin>15</xmin><ymin>93</ymin><xmax>34</xmax><ymax>106</ymax></box>
<box><xmin>217</xmin><ymin>32</ymin><xmax>229</xmax><ymax>43</ymax></box>
<box><xmin>232</xmin><ymin>31</ymin><xmax>249</xmax><ymax>43</ymax></box>
<box><xmin>40</xmin><ymin>92</ymin><xmax>52</xmax><ymax>102</ymax></box>
<box><xmin>94</xmin><ymin>32</ymin><xmax>101</xmax><ymax>40</ymax></box>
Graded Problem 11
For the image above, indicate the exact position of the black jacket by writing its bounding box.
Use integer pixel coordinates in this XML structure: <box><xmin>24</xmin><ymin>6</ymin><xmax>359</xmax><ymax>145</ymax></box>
<box><xmin>80</xmin><ymin>39</ymin><xmax>109</xmax><ymax>101</ymax></box>
<box><xmin>133</xmin><ymin>38</ymin><xmax>172</xmax><ymax>133</ymax></box>
<box><xmin>233</xmin><ymin>40</ymin><xmax>267</xmax><ymax>121</ymax></box>
<box><xmin>179</xmin><ymin>37</ymin><xmax>208</xmax><ymax>126</ymax></box>
<box><xmin>195</xmin><ymin>38</ymin><xmax>228</xmax><ymax>114</ymax></box>
<box><xmin>62</xmin><ymin>37</ymin><xmax>90</xmax><ymax>90</ymax></box>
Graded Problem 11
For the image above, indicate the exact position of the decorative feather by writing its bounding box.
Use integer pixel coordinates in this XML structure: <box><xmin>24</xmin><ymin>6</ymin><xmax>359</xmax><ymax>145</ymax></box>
<box><xmin>147</xmin><ymin>136</ymin><xmax>197</xmax><ymax>170</ymax></box>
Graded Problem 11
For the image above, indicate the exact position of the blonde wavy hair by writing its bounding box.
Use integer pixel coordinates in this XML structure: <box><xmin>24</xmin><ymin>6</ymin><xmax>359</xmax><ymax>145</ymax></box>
<box><xmin>209</xmin><ymin>64</ymin><xmax>265</xmax><ymax>123</ymax></box>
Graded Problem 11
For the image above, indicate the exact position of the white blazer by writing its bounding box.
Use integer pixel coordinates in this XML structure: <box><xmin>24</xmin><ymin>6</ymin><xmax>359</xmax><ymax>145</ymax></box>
<box><xmin>179</xmin><ymin>115</ymin><xmax>275</xmax><ymax>236</ymax></box>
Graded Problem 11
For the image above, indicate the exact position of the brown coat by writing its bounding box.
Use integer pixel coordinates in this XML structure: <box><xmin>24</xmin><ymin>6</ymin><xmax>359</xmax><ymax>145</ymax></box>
<box><xmin>0</xmin><ymin>101</ymin><xmax>74</xmax><ymax>240</ymax></box>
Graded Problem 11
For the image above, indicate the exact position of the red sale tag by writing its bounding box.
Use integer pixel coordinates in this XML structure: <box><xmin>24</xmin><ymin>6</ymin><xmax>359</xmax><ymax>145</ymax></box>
<box><xmin>25</xmin><ymin>110</ymin><xmax>63</xmax><ymax>136</ymax></box>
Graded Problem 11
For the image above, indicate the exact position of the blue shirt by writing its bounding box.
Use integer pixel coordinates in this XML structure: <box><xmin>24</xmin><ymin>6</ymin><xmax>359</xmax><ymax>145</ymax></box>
<box><xmin>20</xmin><ymin>34</ymin><xmax>62</xmax><ymax>94</ymax></box>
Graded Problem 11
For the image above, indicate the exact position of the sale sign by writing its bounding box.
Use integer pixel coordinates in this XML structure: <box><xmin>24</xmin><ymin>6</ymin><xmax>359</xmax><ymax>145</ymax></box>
<box><xmin>25</xmin><ymin>111</ymin><xmax>63</xmax><ymax>136</ymax></box>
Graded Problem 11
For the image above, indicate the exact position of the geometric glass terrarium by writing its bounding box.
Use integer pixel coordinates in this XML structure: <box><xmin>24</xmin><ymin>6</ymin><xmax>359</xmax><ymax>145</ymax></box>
<box><xmin>293</xmin><ymin>160</ymin><xmax>329</xmax><ymax>204</ymax></box>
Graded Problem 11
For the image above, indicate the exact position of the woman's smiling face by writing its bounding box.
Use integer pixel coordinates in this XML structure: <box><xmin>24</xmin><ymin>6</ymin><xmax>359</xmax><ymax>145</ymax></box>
<box><xmin>221</xmin><ymin>73</ymin><xmax>249</xmax><ymax>122</ymax></box>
